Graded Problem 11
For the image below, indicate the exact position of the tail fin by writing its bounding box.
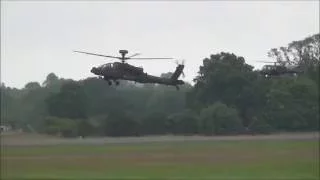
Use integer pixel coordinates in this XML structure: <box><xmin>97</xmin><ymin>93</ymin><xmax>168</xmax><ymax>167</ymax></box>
<box><xmin>171</xmin><ymin>64</ymin><xmax>184</xmax><ymax>80</ymax></box>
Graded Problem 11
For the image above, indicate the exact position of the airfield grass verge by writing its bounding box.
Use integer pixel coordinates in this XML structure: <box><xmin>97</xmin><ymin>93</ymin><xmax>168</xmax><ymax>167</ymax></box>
<box><xmin>1</xmin><ymin>140</ymin><xmax>319</xmax><ymax>180</ymax></box>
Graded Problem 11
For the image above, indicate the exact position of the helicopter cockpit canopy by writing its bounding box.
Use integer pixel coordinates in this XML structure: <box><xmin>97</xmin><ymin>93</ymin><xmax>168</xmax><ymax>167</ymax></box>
<box><xmin>262</xmin><ymin>65</ymin><xmax>275</xmax><ymax>71</ymax></box>
<box><xmin>99</xmin><ymin>63</ymin><xmax>114</xmax><ymax>69</ymax></box>
<box><xmin>286</xmin><ymin>64</ymin><xmax>298</xmax><ymax>70</ymax></box>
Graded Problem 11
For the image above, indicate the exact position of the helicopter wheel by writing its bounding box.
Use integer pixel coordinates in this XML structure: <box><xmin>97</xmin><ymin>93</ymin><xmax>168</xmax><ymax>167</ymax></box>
<box><xmin>108</xmin><ymin>81</ymin><xmax>112</xmax><ymax>86</ymax></box>
<box><xmin>115</xmin><ymin>81</ymin><xmax>120</xmax><ymax>86</ymax></box>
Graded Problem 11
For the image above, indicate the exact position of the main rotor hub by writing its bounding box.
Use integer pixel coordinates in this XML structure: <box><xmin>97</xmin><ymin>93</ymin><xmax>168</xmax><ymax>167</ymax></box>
<box><xmin>119</xmin><ymin>50</ymin><xmax>128</xmax><ymax>56</ymax></box>
<box><xmin>119</xmin><ymin>50</ymin><xmax>129</xmax><ymax>63</ymax></box>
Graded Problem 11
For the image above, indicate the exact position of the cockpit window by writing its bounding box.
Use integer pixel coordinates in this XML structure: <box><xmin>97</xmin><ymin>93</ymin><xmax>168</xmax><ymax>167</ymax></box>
<box><xmin>263</xmin><ymin>65</ymin><xmax>274</xmax><ymax>70</ymax></box>
<box><xmin>99</xmin><ymin>63</ymin><xmax>113</xmax><ymax>69</ymax></box>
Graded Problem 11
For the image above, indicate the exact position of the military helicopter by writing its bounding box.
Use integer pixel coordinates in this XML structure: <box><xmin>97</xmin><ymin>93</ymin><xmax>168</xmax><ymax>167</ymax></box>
<box><xmin>74</xmin><ymin>50</ymin><xmax>185</xmax><ymax>90</ymax></box>
<box><xmin>258</xmin><ymin>61</ymin><xmax>303</xmax><ymax>77</ymax></box>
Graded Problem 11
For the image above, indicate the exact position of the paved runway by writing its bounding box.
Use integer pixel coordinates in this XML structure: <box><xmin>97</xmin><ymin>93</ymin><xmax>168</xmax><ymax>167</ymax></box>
<box><xmin>1</xmin><ymin>132</ymin><xmax>319</xmax><ymax>146</ymax></box>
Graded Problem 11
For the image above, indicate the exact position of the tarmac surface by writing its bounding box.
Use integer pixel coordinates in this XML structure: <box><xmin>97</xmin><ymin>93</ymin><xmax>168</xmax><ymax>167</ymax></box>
<box><xmin>1</xmin><ymin>132</ymin><xmax>319</xmax><ymax>146</ymax></box>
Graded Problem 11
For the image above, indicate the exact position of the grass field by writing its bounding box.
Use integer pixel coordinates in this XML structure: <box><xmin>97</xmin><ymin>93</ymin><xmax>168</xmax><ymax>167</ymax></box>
<box><xmin>1</xmin><ymin>133</ymin><xmax>319</xmax><ymax>180</ymax></box>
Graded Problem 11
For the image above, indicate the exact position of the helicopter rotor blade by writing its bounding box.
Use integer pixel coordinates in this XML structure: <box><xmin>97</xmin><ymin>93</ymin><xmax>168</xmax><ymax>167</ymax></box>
<box><xmin>256</xmin><ymin>60</ymin><xmax>277</xmax><ymax>63</ymax></box>
<box><xmin>174</xmin><ymin>59</ymin><xmax>186</xmax><ymax>65</ymax></box>
<box><xmin>128</xmin><ymin>57</ymin><xmax>174</xmax><ymax>60</ymax></box>
<box><xmin>73</xmin><ymin>50</ymin><xmax>121</xmax><ymax>59</ymax></box>
<box><xmin>127</xmin><ymin>53</ymin><xmax>141</xmax><ymax>58</ymax></box>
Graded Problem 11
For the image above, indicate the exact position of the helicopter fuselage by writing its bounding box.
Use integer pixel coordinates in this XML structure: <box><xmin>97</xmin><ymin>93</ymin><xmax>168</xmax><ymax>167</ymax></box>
<box><xmin>91</xmin><ymin>62</ymin><xmax>144</xmax><ymax>76</ymax></box>
<box><xmin>260</xmin><ymin>64</ymin><xmax>302</xmax><ymax>76</ymax></box>
<box><xmin>74</xmin><ymin>49</ymin><xmax>185</xmax><ymax>89</ymax></box>
<box><xmin>90</xmin><ymin>62</ymin><xmax>185</xmax><ymax>88</ymax></box>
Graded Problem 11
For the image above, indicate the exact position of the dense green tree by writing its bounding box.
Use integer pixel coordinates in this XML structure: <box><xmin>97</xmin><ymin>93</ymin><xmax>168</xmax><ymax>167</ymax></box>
<box><xmin>262</xmin><ymin>77</ymin><xmax>319</xmax><ymax>131</ymax></box>
<box><xmin>246</xmin><ymin>117</ymin><xmax>274</xmax><ymax>134</ymax></box>
<box><xmin>24</xmin><ymin>82</ymin><xmax>41</xmax><ymax>90</ymax></box>
<box><xmin>141</xmin><ymin>111</ymin><xmax>168</xmax><ymax>135</ymax></box>
<box><xmin>268</xmin><ymin>33</ymin><xmax>320</xmax><ymax>83</ymax></box>
<box><xmin>166</xmin><ymin>109</ymin><xmax>198</xmax><ymax>135</ymax></box>
<box><xmin>20</xmin><ymin>87</ymin><xmax>49</xmax><ymax>131</ymax></box>
<box><xmin>103</xmin><ymin>111</ymin><xmax>140</xmax><ymax>136</ymax></box>
<box><xmin>45</xmin><ymin>80</ymin><xmax>88</xmax><ymax>119</ymax></box>
<box><xmin>146</xmin><ymin>88</ymin><xmax>186</xmax><ymax>115</ymax></box>
<box><xmin>198</xmin><ymin>102</ymin><xmax>243</xmax><ymax>135</ymax></box>
<box><xmin>80</xmin><ymin>77</ymin><xmax>117</xmax><ymax>116</ymax></box>
<box><xmin>190</xmin><ymin>52</ymin><xmax>260</xmax><ymax>127</ymax></box>
<box><xmin>42</xmin><ymin>73</ymin><xmax>59</xmax><ymax>87</ymax></box>
<box><xmin>268</xmin><ymin>33</ymin><xmax>319</xmax><ymax>67</ymax></box>
<box><xmin>1</xmin><ymin>86</ymin><xmax>19</xmax><ymax>127</ymax></box>
<box><xmin>234</xmin><ymin>76</ymin><xmax>271</xmax><ymax>127</ymax></box>
<box><xmin>192</xmin><ymin>52</ymin><xmax>254</xmax><ymax>106</ymax></box>
<box><xmin>44</xmin><ymin>116</ymin><xmax>78</xmax><ymax>137</ymax></box>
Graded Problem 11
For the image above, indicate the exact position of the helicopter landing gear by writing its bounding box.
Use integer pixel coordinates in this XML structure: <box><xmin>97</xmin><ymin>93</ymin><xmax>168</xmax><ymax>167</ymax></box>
<box><xmin>114</xmin><ymin>80</ymin><xmax>120</xmax><ymax>86</ymax></box>
<box><xmin>175</xmin><ymin>85</ymin><xmax>180</xmax><ymax>91</ymax></box>
<box><xmin>107</xmin><ymin>80</ymin><xmax>112</xmax><ymax>85</ymax></box>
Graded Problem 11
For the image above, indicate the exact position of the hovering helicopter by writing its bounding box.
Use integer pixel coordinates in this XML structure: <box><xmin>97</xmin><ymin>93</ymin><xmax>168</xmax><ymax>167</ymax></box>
<box><xmin>258</xmin><ymin>61</ymin><xmax>303</xmax><ymax>77</ymax></box>
<box><xmin>74</xmin><ymin>50</ymin><xmax>185</xmax><ymax>90</ymax></box>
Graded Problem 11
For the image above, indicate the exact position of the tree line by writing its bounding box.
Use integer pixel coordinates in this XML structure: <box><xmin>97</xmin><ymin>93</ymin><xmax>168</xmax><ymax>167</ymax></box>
<box><xmin>1</xmin><ymin>33</ymin><xmax>319</xmax><ymax>137</ymax></box>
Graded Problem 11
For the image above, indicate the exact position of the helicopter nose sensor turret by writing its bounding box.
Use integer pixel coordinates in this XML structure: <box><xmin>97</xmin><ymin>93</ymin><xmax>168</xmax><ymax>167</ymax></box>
<box><xmin>91</xmin><ymin>67</ymin><xmax>99</xmax><ymax>74</ymax></box>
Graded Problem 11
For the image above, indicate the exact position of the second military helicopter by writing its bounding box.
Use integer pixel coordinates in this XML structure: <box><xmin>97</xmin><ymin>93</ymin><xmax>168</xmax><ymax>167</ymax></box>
<box><xmin>258</xmin><ymin>61</ymin><xmax>304</xmax><ymax>77</ymax></box>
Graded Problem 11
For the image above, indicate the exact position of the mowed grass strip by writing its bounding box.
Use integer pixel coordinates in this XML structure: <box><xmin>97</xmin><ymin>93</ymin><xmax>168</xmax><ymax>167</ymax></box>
<box><xmin>1</xmin><ymin>140</ymin><xmax>319</xmax><ymax>180</ymax></box>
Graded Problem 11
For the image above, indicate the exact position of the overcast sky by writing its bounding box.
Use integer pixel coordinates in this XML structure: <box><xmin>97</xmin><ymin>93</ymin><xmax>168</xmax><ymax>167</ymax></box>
<box><xmin>1</xmin><ymin>1</ymin><xmax>319</xmax><ymax>88</ymax></box>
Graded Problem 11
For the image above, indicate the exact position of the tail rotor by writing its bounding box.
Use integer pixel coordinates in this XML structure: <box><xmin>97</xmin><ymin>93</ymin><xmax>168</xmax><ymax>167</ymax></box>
<box><xmin>173</xmin><ymin>59</ymin><xmax>186</xmax><ymax>79</ymax></box>
<box><xmin>175</xmin><ymin>59</ymin><xmax>185</xmax><ymax>66</ymax></box>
